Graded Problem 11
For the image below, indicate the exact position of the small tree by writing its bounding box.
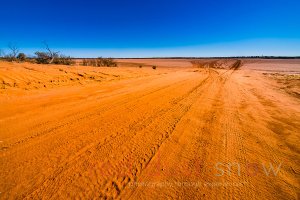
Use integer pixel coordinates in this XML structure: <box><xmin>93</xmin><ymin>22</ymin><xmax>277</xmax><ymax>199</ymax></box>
<box><xmin>42</xmin><ymin>41</ymin><xmax>59</xmax><ymax>64</ymax></box>
<box><xmin>34</xmin><ymin>41</ymin><xmax>60</xmax><ymax>64</ymax></box>
<box><xmin>17</xmin><ymin>53</ymin><xmax>27</xmax><ymax>61</ymax></box>
<box><xmin>7</xmin><ymin>43</ymin><xmax>19</xmax><ymax>61</ymax></box>
<box><xmin>35</xmin><ymin>51</ymin><xmax>52</xmax><ymax>64</ymax></box>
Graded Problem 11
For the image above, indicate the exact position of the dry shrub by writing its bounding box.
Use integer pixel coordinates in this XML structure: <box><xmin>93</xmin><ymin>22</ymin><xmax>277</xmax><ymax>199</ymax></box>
<box><xmin>81</xmin><ymin>58</ymin><xmax>117</xmax><ymax>67</ymax></box>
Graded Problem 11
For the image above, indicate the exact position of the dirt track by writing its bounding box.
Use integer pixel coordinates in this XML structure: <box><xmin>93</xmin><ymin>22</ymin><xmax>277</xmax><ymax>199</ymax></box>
<box><xmin>0</xmin><ymin>60</ymin><xmax>299</xmax><ymax>199</ymax></box>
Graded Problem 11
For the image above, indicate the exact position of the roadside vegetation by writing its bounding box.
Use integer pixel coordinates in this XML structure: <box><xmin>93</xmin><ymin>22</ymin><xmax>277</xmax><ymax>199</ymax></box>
<box><xmin>0</xmin><ymin>42</ymin><xmax>117</xmax><ymax>67</ymax></box>
<box><xmin>81</xmin><ymin>58</ymin><xmax>117</xmax><ymax>67</ymax></box>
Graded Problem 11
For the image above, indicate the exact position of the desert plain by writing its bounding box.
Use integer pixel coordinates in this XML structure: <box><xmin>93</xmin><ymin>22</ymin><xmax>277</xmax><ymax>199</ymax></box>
<box><xmin>0</xmin><ymin>59</ymin><xmax>299</xmax><ymax>199</ymax></box>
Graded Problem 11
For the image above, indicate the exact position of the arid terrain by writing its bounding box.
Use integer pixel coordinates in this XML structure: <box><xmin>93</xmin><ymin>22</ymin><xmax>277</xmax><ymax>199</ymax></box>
<box><xmin>0</xmin><ymin>59</ymin><xmax>299</xmax><ymax>199</ymax></box>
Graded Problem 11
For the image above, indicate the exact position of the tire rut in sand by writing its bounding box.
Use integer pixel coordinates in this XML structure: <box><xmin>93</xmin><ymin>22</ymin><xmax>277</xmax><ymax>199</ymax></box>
<box><xmin>125</xmin><ymin>68</ymin><xmax>235</xmax><ymax>199</ymax></box>
<box><xmin>23</xmin><ymin>73</ymin><xmax>212</xmax><ymax>199</ymax></box>
<box><xmin>1</xmin><ymin>73</ymin><xmax>202</xmax><ymax>199</ymax></box>
<box><xmin>2</xmin><ymin>77</ymin><xmax>191</xmax><ymax>151</ymax></box>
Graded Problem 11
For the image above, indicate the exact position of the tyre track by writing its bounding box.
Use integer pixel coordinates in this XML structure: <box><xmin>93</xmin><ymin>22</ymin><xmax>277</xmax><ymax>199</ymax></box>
<box><xmin>1</xmin><ymin>74</ymin><xmax>192</xmax><ymax>152</ymax></box>
<box><xmin>1</xmin><ymin>72</ymin><xmax>203</xmax><ymax>199</ymax></box>
<box><xmin>24</xmin><ymin>71</ymin><xmax>214</xmax><ymax>199</ymax></box>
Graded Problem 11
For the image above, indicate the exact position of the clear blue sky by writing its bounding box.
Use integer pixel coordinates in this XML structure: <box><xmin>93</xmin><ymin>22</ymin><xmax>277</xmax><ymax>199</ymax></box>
<box><xmin>0</xmin><ymin>0</ymin><xmax>300</xmax><ymax>57</ymax></box>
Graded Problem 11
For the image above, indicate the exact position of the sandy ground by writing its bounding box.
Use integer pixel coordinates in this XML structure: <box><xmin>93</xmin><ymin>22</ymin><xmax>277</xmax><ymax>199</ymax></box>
<box><xmin>0</xmin><ymin>59</ymin><xmax>299</xmax><ymax>199</ymax></box>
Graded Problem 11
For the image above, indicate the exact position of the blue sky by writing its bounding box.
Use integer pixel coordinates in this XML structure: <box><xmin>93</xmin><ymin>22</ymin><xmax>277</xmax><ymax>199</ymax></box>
<box><xmin>0</xmin><ymin>0</ymin><xmax>300</xmax><ymax>57</ymax></box>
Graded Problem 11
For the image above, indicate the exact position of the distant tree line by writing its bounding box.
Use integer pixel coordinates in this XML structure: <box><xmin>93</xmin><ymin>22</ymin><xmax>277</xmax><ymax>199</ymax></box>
<box><xmin>0</xmin><ymin>42</ymin><xmax>75</xmax><ymax>65</ymax></box>
<box><xmin>0</xmin><ymin>41</ymin><xmax>117</xmax><ymax>67</ymax></box>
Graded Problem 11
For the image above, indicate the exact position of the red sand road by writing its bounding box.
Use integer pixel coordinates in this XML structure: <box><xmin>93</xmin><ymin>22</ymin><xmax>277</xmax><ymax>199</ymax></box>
<box><xmin>0</xmin><ymin>59</ymin><xmax>299</xmax><ymax>199</ymax></box>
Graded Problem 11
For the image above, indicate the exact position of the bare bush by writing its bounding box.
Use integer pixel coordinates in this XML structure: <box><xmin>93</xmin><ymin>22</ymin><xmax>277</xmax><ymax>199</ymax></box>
<box><xmin>8</xmin><ymin>43</ymin><xmax>19</xmax><ymax>60</ymax></box>
<box><xmin>53</xmin><ymin>56</ymin><xmax>75</xmax><ymax>65</ymax></box>
<box><xmin>3</xmin><ymin>43</ymin><xmax>20</xmax><ymax>61</ymax></box>
<box><xmin>42</xmin><ymin>41</ymin><xmax>59</xmax><ymax>64</ymax></box>
<box><xmin>35</xmin><ymin>52</ymin><xmax>74</xmax><ymax>65</ymax></box>
<box><xmin>35</xmin><ymin>51</ymin><xmax>53</xmax><ymax>64</ymax></box>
